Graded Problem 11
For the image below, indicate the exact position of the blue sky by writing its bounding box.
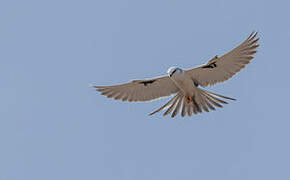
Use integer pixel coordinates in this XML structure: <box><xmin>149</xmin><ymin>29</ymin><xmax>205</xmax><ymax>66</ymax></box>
<box><xmin>1</xmin><ymin>0</ymin><xmax>290</xmax><ymax>179</ymax></box>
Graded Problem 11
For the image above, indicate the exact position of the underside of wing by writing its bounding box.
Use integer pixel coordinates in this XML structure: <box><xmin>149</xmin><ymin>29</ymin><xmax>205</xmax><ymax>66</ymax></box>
<box><xmin>93</xmin><ymin>75</ymin><xmax>179</xmax><ymax>102</ymax></box>
<box><xmin>185</xmin><ymin>32</ymin><xmax>260</xmax><ymax>87</ymax></box>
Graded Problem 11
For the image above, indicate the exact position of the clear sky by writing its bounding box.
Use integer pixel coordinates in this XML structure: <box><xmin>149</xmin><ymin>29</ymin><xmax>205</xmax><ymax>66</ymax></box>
<box><xmin>1</xmin><ymin>0</ymin><xmax>290</xmax><ymax>179</ymax></box>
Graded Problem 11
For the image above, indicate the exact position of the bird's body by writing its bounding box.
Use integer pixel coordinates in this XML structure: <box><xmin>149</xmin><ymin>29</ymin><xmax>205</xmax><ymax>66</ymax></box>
<box><xmin>93</xmin><ymin>32</ymin><xmax>259</xmax><ymax>117</ymax></box>
<box><xmin>169</xmin><ymin>69</ymin><xmax>197</xmax><ymax>102</ymax></box>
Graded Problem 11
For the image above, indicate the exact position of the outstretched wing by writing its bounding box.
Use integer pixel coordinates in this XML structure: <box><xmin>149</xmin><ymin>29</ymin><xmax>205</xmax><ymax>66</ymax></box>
<box><xmin>185</xmin><ymin>32</ymin><xmax>259</xmax><ymax>87</ymax></box>
<box><xmin>93</xmin><ymin>76</ymin><xmax>179</xmax><ymax>102</ymax></box>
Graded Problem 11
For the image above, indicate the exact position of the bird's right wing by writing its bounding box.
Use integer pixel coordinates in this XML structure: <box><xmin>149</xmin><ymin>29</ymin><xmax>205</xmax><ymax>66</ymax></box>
<box><xmin>93</xmin><ymin>75</ymin><xmax>179</xmax><ymax>102</ymax></box>
<box><xmin>185</xmin><ymin>32</ymin><xmax>259</xmax><ymax>87</ymax></box>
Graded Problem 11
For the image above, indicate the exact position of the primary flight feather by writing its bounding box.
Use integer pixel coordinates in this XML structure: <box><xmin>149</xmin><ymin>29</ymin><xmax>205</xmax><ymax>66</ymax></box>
<box><xmin>93</xmin><ymin>32</ymin><xmax>259</xmax><ymax>117</ymax></box>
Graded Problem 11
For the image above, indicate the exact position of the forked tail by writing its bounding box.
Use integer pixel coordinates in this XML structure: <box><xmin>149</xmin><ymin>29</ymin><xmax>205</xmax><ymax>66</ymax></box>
<box><xmin>149</xmin><ymin>88</ymin><xmax>236</xmax><ymax>118</ymax></box>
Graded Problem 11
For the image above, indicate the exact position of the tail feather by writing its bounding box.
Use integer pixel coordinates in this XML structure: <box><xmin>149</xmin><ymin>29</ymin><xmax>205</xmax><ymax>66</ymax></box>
<box><xmin>163</xmin><ymin>94</ymin><xmax>181</xmax><ymax>116</ymax></box>
<box><xmin>149</xmin><ymin>93</ymin><xmax>179</xmax><ymax>115</ymax></box>
<box><xmin>192</xmin><ymin>97</ymin><xmax>201</xmax><ymax>113</ymax></box>
<box><xmin>203</xmin><ymin>89</ymin><xmax>236</xmax><ymax>101</ymax></box>
<box><xmin>171</xmin><ymin>97</ymin><xmax>182</xmax><ymax>118</ymax></box>
<box><xmin>203</xmin><ymin>93</ymin><xmax>223</xmax><ymax>108</ymax></box>
<box><xmin>196</xmin><ymin>91</ymin><xmax>209</xmax><ymax>112</ymax></box>
<box><xmin>181</xmin><ymin>98</ymin><xmax>187</xmax><ymax>117</ymax></box>
<box><xmin>203</xmin><ymin>91</ymin><xmax>228</xmax><ymax>104</ymax></box>
<box><xmin>149</xmin><ymin>88</ymin><xmax>236</xmax><ymax>118</ymax></box>
<box><xmin>187</xmin><ymin>103</ymin><xmax>193</xmax><ymax>116</ymax></box>
<box><xmin>201</xmin><ymin>94</ymin><xmax>216</xmax><ymax>111</ymax></box>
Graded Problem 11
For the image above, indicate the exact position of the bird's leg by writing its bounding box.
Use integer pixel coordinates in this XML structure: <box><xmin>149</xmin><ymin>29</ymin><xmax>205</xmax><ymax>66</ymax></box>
<box><xmin>185</xmin><ymin>96</ymin><xmax>193</xmax><ymax>104</ymax></box>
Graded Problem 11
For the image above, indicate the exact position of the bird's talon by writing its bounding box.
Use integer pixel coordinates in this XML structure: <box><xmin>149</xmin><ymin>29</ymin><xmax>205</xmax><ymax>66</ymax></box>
<box><xmin>186</xmin><ymin>96</ymin><xmax>193</xmax><ymax>104</ymax></box>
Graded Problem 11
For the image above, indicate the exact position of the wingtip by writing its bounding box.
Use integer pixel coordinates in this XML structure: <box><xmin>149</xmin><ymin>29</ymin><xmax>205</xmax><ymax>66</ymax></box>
<box><xmin>224</xmin><ymin>96</ymin><xmax>236</xmax><ymax>101</ymax></box>
<box><xmin>247</xmin><ymin>31</ymin><xmax>259</xmax><ymax>40</ymax></box>
<box><xmin>149</xmin><ymin>111</ymin><xmax>158</xmax><ymax>116</ymax></box>
<box><xmin>90</xmin><ymin>84</ymin><xmax>106</xmax><ymax>92</ymax></box>
<box><xmin>90</xmin><ymin>85</ymin><xmax>105</xmax><ymax>89</ymax></box>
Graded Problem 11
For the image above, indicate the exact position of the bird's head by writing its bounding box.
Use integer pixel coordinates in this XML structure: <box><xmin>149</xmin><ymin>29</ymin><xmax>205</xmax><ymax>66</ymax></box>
<box><xmin>167</xmin><ymin>67</ymin><xmax>183</xmax><ymax>77</ymax></box>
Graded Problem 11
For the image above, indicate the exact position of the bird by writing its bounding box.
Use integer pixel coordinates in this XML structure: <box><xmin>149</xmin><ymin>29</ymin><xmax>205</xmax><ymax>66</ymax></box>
<box><xmin>92</xmin><ymin>32</ymin><xmax>259</xmax><ymax>118</ymax></box>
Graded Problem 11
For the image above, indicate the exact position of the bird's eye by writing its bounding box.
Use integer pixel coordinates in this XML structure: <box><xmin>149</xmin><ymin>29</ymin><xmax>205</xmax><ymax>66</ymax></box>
<box><xmin>170</xmin><ymin>69</ymin><xmax>177</xmax><ymax>76</ymax></box>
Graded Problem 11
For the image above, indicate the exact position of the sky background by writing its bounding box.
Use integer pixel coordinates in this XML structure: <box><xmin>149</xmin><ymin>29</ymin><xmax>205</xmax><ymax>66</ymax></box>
<box><xmin>1</xmin><ymin>0</ymin><xmax>290</xmax><ymax>179</ymax></box>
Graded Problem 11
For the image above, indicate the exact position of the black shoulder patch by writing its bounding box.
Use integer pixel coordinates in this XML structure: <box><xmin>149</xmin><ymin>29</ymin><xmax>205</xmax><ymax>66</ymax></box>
<box><xmin>139</xmin><ymin>79</ymin><xmax>156</xmax><ymax>86</ymax></box>
<box><xmin>202</xmin><ymin>61</ymin><xmax>217</xmax><ymax>69</ymax></box>
<box><xmin>193</xmin><ymin>80</ymin><xmax>199</xmax><ymax>87</ymax></box>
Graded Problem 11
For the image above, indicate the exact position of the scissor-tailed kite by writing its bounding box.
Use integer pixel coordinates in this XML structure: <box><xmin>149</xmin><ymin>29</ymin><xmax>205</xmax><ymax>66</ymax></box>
<box><xmin>93</xmin><ymin>32</ymin><xmax>259</xmax><ymax>117</ymax></box>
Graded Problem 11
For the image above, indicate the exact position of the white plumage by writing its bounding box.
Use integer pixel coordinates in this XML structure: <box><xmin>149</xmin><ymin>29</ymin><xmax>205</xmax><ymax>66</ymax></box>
<box><xmin>93</xmin><ymin>32</ymin><xmax>259</xmax><ymax>117</ymax></box>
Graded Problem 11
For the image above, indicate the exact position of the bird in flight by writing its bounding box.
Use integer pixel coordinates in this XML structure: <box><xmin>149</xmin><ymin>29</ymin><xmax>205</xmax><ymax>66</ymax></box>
<box><xmin>93</xmin><ymin>32</ymin><xmax>259</xmax><ymax>117</ymax></box>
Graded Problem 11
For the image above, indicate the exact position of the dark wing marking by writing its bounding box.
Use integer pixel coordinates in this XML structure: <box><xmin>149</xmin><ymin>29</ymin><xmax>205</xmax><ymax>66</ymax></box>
<box><xmin>138</xmin><ymin>79</ymin><xmax>156</xmax><ymax>86</ymax></box>
<box><xmin>193</xmin><ymin>80</ymin><xmax>199</xmax><ymax>87</ymax></box>
<box><xmin>94</xmin><ymin>76</ymin><xmax>179</xmax><ymax>102</ymax></box>
<box><xmin>185</xmin><ymin>32</ymin><xmax>259</xmax><ymax>87</ymax></box>
<box><xmin>201</xmin><ymin>61</ymin><xmax>217</xmax><ymax>69</ymax></box>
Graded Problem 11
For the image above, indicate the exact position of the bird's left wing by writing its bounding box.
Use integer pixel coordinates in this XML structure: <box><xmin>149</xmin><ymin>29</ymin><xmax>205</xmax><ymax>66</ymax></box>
<box><xmin>93</xmin><ymin>75</ymin><xmax>179</xmax><ymax>102</ymax></box>
<box><xmin>185</xmin><ymin>32</ymin><xmax>259</xmax><ymax>87</ymax></box>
